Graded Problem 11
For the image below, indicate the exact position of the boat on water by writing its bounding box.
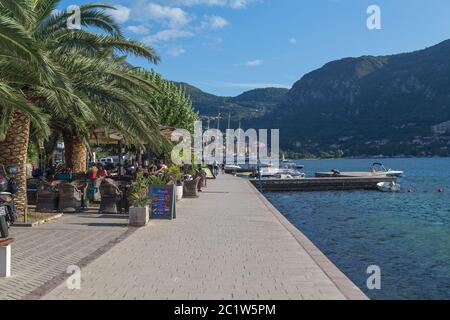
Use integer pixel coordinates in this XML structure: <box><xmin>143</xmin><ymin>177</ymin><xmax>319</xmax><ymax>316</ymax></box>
<box><xmin>281</xmin><ymin>154</ymin><xmax>304</xmax><ymax>170</ymax></box>
<box><xmin>315</xmin><ymin>162</ymin><xmax>404</xmax><ymax>178</ymax></box>
<box><xmin>377</xmin><ymin>181</ymin><xmax>401</xmax><ymax>192</ymax></box>
<box><xmin>371</xmin><ymin>162</ymin><xmax>404</xmax><ymax>178</ymax></box>
<box><xmin>251</xmin><ymin>162</ymin><xmax>305</xmax><ymax>179</ymax></box>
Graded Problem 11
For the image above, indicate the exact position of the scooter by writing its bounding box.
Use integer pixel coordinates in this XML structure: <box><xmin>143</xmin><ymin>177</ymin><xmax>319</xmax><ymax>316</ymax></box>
<box><xmin>0</xmin><ymin>165</ymin><xmax>18</xmax><ymax>238</ymax></box>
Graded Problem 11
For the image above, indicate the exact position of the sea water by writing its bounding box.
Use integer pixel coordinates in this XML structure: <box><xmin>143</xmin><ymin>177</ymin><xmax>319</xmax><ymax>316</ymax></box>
<box><xmin>265</xmin><ymin>158</ymin><xmax>450</xmax><ymax>300</ymax></box>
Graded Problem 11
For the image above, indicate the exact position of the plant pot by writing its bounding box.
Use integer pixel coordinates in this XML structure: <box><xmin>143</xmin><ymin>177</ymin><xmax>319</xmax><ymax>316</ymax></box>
<box><xmin>176</xmin><ymin>184</ymin><xmax>183</xmax><ymax>201</ymax></box>
<box><xmin>129</xmin><ymin>206</ymin><xmax>149</xmax><ymax>227</ymax></box>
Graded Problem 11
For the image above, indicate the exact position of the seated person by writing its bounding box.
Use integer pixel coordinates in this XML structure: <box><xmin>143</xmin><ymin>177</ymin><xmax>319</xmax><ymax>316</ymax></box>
<box><xmin>155</xmin><ymin>160</ymin><xmax>168</xmax><ymax>175</ymax></box>
<box><xmin>97</xmin><ymin>164</ymin><xmax>109</xmax><ymax>178</ymax></box>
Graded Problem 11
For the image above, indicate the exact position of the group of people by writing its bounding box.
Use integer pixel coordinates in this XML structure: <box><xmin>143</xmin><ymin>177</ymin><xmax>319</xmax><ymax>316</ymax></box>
<box><xmin>87</xmin><ymin>163</ymin><xmax>109</xmax><ymax>180</ymax></box>
<box><xmin>132</xmin><ymin>159</ymin><xmax>168</xmax><ymax>178</ymax></box>
<box><xmin>210</xmin><ymin>160</ymin><xmax>225</xmax><ymax>178</ymax></box>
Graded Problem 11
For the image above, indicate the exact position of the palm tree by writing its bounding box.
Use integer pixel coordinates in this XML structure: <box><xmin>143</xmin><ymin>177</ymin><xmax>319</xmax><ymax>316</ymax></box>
<box><xmin>48</xmin><ymin>55</ymin><xmax>167</xmax><ymax>173</ymax></box>
<box><xmin>0</xmin><ymin>0</ymin><xmax>63</xmax><ymax>216</ymax></box>
<box><xmin>0</xmin><ymin>1</ymin><xmax>161</xmax><ymax>215</ymax></box>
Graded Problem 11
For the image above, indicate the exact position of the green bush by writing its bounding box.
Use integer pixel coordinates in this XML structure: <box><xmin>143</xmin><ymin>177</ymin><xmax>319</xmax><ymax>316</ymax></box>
<box><xmin>129</xmin><ymin>173</ymin><xmax>150</xmax><ymax>207</ymax></box>
<box><xmin>167</xmin><ymin>164</ymin><xmax>182</xmax><ymax>184</ymax></box>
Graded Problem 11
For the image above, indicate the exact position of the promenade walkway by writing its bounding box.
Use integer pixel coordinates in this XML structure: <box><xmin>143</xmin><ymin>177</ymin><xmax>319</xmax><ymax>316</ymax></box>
<box><xmin>42</xmin><ymin>175</ymin><xmax>367</xmax><ymax>300</ymax></box>
<box><xmin>0</xmin><ymin>213</ymin><xmax>130</xmax><ymax>300</ymax></box>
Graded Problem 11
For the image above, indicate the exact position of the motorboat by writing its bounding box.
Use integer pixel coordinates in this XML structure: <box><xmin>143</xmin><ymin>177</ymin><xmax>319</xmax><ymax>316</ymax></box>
<box><xmin>377</xmin><ymin>181</ymin><xmax>401</xmax><ymax>192</ymax></box>
<box><xmin>281</xmin><ymin>155</ymin><xmax>304</xmax><ymax>170</ymax></box>
<box><xmin>371</xmin><ymin>163</ymin><xmax>404</xmax><ymax>178</ymax></box>
<box><xmin>315</xmin><ymin>162</ymin><xmax>404</xmax><ymax>178</ymax></box>
<box><xmin>224</xmin><ymin>164</ymin><xmax>242</xmax><ymax>171</ymax></box>
<box><xmin>273</xmin><ymin>171</ymin><xmax>306</xmax><ymax>179</ymax></box>
<box><xmin>253</xmin><ymin>162</ymin><xmax>305</xmax><ymax>179</ymax></box>
<box><xmin>224</xmin><ymin>165</ymin><xmax>242</xmax><ymax>175</ymax></box>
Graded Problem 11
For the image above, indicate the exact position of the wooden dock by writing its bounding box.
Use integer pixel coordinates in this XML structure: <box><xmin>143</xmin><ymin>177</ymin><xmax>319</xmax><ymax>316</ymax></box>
<box><xmin>249</xmin><ymin>176</ymin><xmax>397</xmax><ymax>192</ymax></box>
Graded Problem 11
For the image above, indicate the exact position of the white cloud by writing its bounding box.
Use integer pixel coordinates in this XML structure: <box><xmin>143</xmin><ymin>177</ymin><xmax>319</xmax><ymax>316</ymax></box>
<box><xmin>165</xmin><ymin>0</ymin><xmax>252</xmax><ymax>9</ymax></box>
<box><xmin>127</xmin><ymin>25</ymin><xmax>150</xmax><ymax>34</ymax></box>
<box><xmin>144</xmin><ymin>29</ymin><xmax>194</xmax><ymax>43</ymax></box>
<box><xmin>133</xmin><ymin>3</ymin><xmax>190</xmax><ymax>28</ymax></box>
<box><xmin>168</xmin><ymin>46</ymin><xmax>187</xmax><ymax>56</ymax></box>
<box><xmin>201</xmin><ymin>15</ymin><xmax>229</xmax><ymax>29</ymax></box>
<box><xmin>289</xmin><ymin>37</ymin><xmax>297</xmax><ymax>44</ymax></box>
<box><xmin>107</xmin><ymin>5</ymin><xmax>130</xmax><ymax>23</ymax></box>
<box><xmin>243</xmin><ymin>59</ymin><xmax>263</xmax><ymax>67</ymax></box>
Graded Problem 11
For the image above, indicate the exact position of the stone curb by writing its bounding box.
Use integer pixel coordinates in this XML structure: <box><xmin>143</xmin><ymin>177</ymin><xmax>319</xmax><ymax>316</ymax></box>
<box><xmin>12</xmin><ymin>214</ymin><xmax>64</xmax><ymax>228</ymax></box>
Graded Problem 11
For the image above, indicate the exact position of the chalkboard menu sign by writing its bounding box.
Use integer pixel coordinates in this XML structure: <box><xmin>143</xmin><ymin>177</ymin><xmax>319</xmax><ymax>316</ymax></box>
<box><xmin>149</xmin><ymin>184</ymin><xmax>176</xmax><ymax>220</ymax></box>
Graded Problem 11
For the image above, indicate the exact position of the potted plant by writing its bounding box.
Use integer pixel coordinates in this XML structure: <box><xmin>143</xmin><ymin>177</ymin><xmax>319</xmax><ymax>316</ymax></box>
<box><xmin>167</xmin><ymin>164</ymin><xmax>183</xmax><ymax>201</ymax></box>
<box><xmin>128</xmin><ymin>173</ymin><xmax>150</xmax><ymax>227</ymax></box>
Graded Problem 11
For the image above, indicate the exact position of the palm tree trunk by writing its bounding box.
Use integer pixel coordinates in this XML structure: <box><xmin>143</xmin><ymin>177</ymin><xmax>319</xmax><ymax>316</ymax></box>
<box><xmin>72</xmin><ymin>135</ymin><xmax>87</xmax><ymax>174</ymax></box>
<box><xmin>62</xmin><ymin>130</ymin><xmax>87</xmax><ymax>174</ymax></box>
<box><xmin>62</xmin><ymin>130</ymin><xmax>73</xmax><ymax>168</ymax></box>
<box><xmin>0</xmin><ymin>109</ymin><xmax>30</xmax><ymax>217</ymax></box>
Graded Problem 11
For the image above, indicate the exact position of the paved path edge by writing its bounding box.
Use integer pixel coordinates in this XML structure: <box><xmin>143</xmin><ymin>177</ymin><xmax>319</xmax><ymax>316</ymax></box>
<box><xmin>247</xmin><ymin>181</ymin><xmax>369</xmax><ymax>300</ymax></box>
<box><xmin>24</xmin><ymin>228</ymin><xmax>137</xmax><ymax>300</ymax></box>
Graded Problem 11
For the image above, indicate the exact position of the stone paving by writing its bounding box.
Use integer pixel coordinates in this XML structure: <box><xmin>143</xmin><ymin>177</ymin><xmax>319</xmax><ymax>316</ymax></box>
<box><xmin>42</xmin><ymin>175</ymin><xmax>367</xmax><ymax>300</ymax></box>
<box><xmin>0</xmin><ymin>212</ymin><xmax>131</xmax><ymax>300</ymax></box>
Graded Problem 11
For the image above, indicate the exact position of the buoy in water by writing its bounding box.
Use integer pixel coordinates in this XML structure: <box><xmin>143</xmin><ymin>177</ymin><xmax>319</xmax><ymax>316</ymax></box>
<box><xmin>407</xmin><ymin>189</ymin><xmax>413</xmax><ymax>193</ymax></box>
<box><xmin>438</xmin><ymin>188</ymin><xmax>444</xmax><ymax>193</ymax></box>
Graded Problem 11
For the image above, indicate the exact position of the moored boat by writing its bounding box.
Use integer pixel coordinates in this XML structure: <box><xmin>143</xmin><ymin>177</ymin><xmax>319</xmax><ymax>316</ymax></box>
<box><xmin>377</xmin><ymin>181</ymin><xmax>401</xmax><ymax>192</ymax></box>
<box><xmin>315</xmin><ymin>162</ymin><xmax>404</xmax><ymax>178</ymax></box>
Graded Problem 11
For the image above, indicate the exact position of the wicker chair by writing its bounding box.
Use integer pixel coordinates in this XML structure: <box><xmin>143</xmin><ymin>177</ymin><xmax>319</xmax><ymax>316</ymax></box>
<box><xmin>99</xmin><ymin>179</ymin><xmax>122</xmax><ymax>214</ymax></box>
<box><xmin>27</xmin><ymin>179</ymin><xmax>39</xmax><ymax>205</ymax></box>
<box><xmin>197</xmin><ymin>171</ymin><xmax>207</xmax><ymax>191</ymax></box>
<box><xmin>183</xmin><ymin>177</ymin><xmax>200</xmax><ymax>198</ymax></box>
<box><xmin>36</xmin><ymin>179</ymin><xmax>59</xmax><ymax>212</ymax></box>
<box><xmin>58</xmin><ymin>182</ymin><xmax>82</xmax><ymax>213</ymax></box>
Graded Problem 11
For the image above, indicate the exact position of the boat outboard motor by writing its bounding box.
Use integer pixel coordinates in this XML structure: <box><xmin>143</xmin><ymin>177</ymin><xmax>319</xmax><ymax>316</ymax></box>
<box><xmin>0</xmin><ymin>165</ymin><xmax>18</xmax><ymax>238</ymax></box>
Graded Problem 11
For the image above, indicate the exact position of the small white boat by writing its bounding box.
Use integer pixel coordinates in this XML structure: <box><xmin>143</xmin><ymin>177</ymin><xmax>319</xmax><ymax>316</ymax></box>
<box><xmin>371</xmin><ymin>163</ymin><xmax>404</xmax><ymax>178</ymax></box>
<box><xmin>256</xmin><ymin>162</ymin><xmax>305</xmax><ymax>179</ymax></box>
<box><xmin>281</xmin><ymin>154</ymin><xmax>304</xmax><ymax>170</ymax></box>
<box><xmin>224</xmin><ymin>164</ymin><xmax>242</xmax><ymax>176</ymax></box>
<box><xmin>377</xmin><ymin>182</ymin><xmax>401</xmax><ymax>192</ymax></box>
<box><xmin>224</xmin><ymin>165</ymin><xmax>242</xmax><ymax>171</ymax></box>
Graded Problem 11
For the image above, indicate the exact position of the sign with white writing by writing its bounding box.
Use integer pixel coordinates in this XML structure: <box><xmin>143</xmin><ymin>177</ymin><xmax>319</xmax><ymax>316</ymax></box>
<box><xmin>149</xmin><ymin>185</ymin><xmax>176</xmax><ymax>220</ymax></box>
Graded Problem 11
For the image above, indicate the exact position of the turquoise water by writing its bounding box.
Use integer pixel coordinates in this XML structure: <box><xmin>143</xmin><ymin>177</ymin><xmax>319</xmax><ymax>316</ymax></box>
<box><xmin>264</xmin><ymin>158</ymin><xmax>450</xmax><ymax>300</ymax></box>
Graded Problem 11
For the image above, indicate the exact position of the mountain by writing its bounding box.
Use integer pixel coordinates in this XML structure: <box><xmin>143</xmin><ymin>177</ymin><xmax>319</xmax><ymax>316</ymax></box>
<box><xmin>178</xmin><ymin>39</ymin><xmax>450</xmax><ymax>157</ymax></box>
<box><xmin>245</xmin><ymin>39</ymin><xmax>450</xmax><ymax>157</ymax></box>
<box><xmin>176</xmin><ymin>82</ymin><xmax>289</xmax><ymax>121</ymax></box>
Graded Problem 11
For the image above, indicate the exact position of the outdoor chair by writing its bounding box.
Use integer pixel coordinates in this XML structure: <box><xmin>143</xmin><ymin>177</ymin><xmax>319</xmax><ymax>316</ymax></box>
<box><xmin>99</xmin><ymin>179</ymin><xmax>122</xmax><ymax>214</ymax></box>
<box><xmin>27</xmin><ymin>179</ymin><xmax>39</xmax><ymax>205</ymax></box>
<box><xmin>183</xmin><ymin>177</ymin><xmax>200</xmax><ymax>198</ymax></box>
<box><xmin>117</xmin><ymin>182</ymin><xmax>131</xmax><ymax>214</ymax></box>
<box><xmin>197</xmin><ymin>171</ymin><xmax>207</xmax><ymax>190</ymax></box>
<box><xmin>58</xmin><ymin>182</ymin><xmax>82</xmax><ymax>213</ymax></box>
<box><xmin>36</xmin><ymin>179</ymin><xmax>59</xmax><ymax>212</ymax></box>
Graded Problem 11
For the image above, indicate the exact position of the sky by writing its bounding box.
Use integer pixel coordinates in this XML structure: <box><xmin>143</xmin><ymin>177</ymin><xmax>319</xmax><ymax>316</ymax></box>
<box><xmin>59</xmin><ymin>0</ymin><xmax>450</xmax><ymax>96</ymax></box>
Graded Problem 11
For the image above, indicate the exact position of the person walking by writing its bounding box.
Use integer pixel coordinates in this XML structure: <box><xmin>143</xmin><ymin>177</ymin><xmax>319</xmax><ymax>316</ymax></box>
<box><xmin>213</xmin><ymin>160</ymin><xmax>219</xmax><ymax>177</ymax></box>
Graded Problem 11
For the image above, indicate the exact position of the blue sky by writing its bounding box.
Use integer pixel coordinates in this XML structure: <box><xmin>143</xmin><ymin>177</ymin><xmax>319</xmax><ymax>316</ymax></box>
<box><xmin>59</xmin><ymin>0</ymin><xmax>450</xmax><ymax>96</ymax></box>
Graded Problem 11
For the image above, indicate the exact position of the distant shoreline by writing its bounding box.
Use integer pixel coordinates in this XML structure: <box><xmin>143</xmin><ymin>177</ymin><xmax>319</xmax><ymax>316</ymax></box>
<box><xmin>288</xmin><ymin>155</ymin><xmax>450</xmax><ymax>161</ymax></box>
